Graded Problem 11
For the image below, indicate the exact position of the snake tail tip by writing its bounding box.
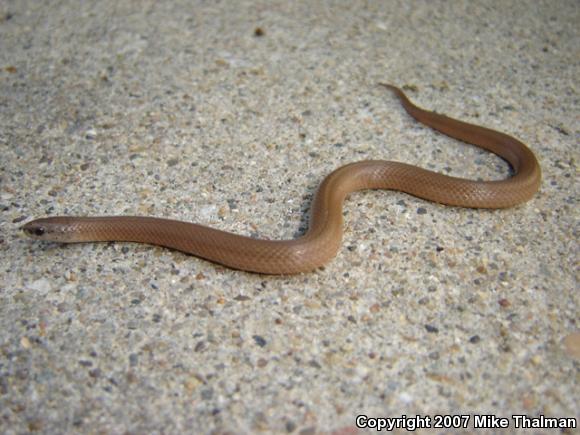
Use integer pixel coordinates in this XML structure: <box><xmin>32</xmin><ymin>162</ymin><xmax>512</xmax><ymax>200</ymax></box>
<box><xmin>377</xmin><ymin>83</ymin><xmax>403</xmax><ymax>97</ymax></box>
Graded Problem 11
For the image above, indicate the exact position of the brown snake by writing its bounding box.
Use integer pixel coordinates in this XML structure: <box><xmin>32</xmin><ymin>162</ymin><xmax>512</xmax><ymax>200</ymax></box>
<box><xmin>21</xmin><ymin>85</ymin><xmax>541</xmax><ymax>274</ymax></box>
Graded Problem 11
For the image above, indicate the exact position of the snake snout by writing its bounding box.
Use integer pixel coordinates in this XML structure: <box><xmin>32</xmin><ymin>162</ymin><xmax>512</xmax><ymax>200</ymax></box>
<box><xmin>21</xmin><ymin>222</ymin><xmax>47</xmax><ymax>238</ymax></box>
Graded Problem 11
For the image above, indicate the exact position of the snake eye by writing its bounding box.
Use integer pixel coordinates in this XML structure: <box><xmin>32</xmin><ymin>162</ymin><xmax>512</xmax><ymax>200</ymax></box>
<box><xmin>34</xmin><ymin>227</ymin><xmax>45</xmax><ymax>236</ymax></box>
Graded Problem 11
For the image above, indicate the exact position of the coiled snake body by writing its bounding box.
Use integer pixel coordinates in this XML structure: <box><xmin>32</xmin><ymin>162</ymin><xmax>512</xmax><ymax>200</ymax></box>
<box><xmin>22</xmin><ymin>85</ymin><xmax>541</xmax><ymax>274</ymax></box>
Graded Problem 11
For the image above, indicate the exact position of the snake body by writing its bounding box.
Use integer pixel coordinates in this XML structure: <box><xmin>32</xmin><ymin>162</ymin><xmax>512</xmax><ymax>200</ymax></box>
<box><xmin>21</xmin><ymin>85</ymin><xmax>541</xmax><ymax>274</ymax></box>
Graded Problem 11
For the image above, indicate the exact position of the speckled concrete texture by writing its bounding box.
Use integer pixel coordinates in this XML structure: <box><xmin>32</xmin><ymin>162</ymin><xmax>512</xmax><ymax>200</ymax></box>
<box><xmin>1</xmin><ymin>0</ymin><xmax>578</xmax><ymax>433</ymax></box>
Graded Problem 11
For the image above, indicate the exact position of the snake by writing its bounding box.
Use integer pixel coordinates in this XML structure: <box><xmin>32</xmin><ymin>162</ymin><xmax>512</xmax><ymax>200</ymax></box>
<box><xmin>21</xmin><ymin>85</ymin><xmax>541</xmax><ymax>274</ymax></box>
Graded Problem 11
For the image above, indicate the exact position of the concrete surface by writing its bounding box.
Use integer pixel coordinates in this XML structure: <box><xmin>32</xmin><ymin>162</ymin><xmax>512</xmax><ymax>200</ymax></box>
<box><xmin>1</xmin><ymin>0</ymin><xmax>578</xmax><ymax>433</ymax></box>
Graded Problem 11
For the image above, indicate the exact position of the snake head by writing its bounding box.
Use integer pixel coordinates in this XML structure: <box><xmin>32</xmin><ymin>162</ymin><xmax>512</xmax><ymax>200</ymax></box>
<box><xmin>21</xmin><ymin>221</ymin><xmax>47</xmax><ymax>238</ymax></box>
<box><xmin>21</xmin><ymin>218</ymin><xmax>76</xmax><ymax>242</ymax></box>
